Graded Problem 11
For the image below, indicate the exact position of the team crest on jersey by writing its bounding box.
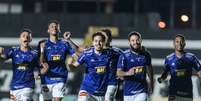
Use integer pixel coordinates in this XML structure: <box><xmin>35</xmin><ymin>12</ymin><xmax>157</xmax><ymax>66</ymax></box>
<box><xmin>90</xmin><ymin>59</ymin><xmax>95</xmax><ymax>62</ymax></box>
<box><xmin>130</xmin><ymin>59</ymin><xmax>134</xmax><ymax>62</ymax></box>
<box><xmin>15</xmin><ymin>54</ymin><xmax>20</xmax><ymax>58</ymax></box>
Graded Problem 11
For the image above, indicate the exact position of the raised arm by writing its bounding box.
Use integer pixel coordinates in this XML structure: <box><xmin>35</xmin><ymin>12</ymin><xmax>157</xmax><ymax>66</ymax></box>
<box><xmin>63</xmin><ymin>32</ymin><xmax>79</xmax><ymax>50</ymax></box>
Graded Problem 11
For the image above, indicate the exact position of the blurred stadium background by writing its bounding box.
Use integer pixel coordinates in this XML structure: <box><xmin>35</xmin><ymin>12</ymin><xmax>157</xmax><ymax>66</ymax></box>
<box><xmin>0</xmin><ymin>0</ymin><xmax>201</xmax><ymax>101</ymax></box>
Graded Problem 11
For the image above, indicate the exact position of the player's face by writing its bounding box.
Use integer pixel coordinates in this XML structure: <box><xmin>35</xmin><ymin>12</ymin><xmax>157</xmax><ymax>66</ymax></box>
<box><xmin>174</xmin><ymin>37</ymin><xmax>185</xmax><ymax>52</ymax></box>
<box><xmin>93</xmin><ymin>35</ymin><xmax>104</xmax><ymax>51</ymax></box>
<box><xmin>19</xmin><ymin>32</ymin><xmax>32</xmax><ymax>47</ymax></box>
<box><xmin>48</xmin><ymin>22</ymin><xmax>60</xmax><ymax>35</ymax></box>
<box><xmin>129</xmin><ymin>35</ymin><xmax>141</xmax><ymax>49</ymax></box>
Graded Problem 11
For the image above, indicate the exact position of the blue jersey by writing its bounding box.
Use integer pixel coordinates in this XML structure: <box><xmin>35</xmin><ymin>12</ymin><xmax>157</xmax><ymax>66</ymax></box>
<box><xmin>41</xmin><ymin>39</ymin><xmax>75</xmax><ymax>84</ymax></box>
<box><xmin>164</xmin><ymin>52</ymin><xmax>201</xmax><ymax>98</ymax></box>
<box><xmin>117</xmin><ymin>49</ymin><xmax>151</xmax><ymax>96</ymax></box>
<box><xmin>77</xmin><ymin>47</ymin><xmax>112</xmax><ymax>96</ymax></box>
<box><xmin>108</xmin><ymin>47</ymin><xmax>123</xmax><ymax>85</ymax></box>
<box><xmin>5</xmin><ymin>47</ymin><xmax>38</xmax><ymax>90</ymax></box>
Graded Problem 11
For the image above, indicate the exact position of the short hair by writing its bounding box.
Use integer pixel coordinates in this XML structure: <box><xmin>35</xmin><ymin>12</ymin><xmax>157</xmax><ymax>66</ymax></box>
<box><xmin>92</xmin><ymin>31</ymin><xmax>106</xmax><ymax>42</ymax></box>
<box><xmin>128</xmin><ymin>31</ymin><xmax>141</xmax><ymax>40</ymax></box>
<box><xmin>174</xmin><ymin>34</ymin><xmax>185</xmax><ymax>41</ymax></box>
<box><xmin>19</xmin><ymin>28</ymin><xmax>32</xmax><ymax>35</ymax></box>
<box><xmin>101</xmin><ymin>28</ymin><xmax>112</xmax><ymax>41</ymax></box>
<box><xmin>48</xmin><ymin>20</ymin><xmax>60</xmax><ymax>27</ymax></box>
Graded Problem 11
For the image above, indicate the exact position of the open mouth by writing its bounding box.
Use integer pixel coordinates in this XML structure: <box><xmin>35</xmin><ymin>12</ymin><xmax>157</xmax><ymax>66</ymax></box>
<box><xmin>23</xmin><ymin>40</ymin><xmax>28</xmax><ymax>44</ymax></box>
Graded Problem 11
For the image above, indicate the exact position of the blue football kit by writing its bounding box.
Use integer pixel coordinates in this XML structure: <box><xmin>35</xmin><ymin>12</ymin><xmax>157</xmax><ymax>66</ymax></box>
<box><xmin>164</xmin><ymin>52</ymin><xmax>201</xmax><ymax>98</ymax></box>
<box><xmin>117</xmin><ymin>49</ymin><xmax>151</xmax><ymax>96</ymax></box>
<box><xmin>107</xmin><ymin>47</ymin><xmax>123</xmax><ymax>85</ymax></box>
<box><xmin>5</xmin><ymin>46</ymin><xmax>38</xmax><ymax>90</ymax></box>
<box><xmin>77</xmin><ymin>47</ymin><xmax>112</xmax><ymax>96</ymax></box>
<box><xmin>41</xmin><ymin>39</ymin><xmax>75</xmax><ymax>84</ymax></box>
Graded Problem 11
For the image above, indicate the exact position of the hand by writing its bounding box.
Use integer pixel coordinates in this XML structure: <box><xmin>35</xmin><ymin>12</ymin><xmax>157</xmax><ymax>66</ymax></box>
<box><xmin>0</xmin><ymin>47</ymin><xmax>4</xmax><ymax>54</ymax></box>
<box><xmin>67</xmin><ymin>57</ymin><xmax>74</xmax><ymax>65</ymax></box>
<box><xmin>197</xmin><ymin>71</ymin><xmax>201</xmax><ymax>77</ymax></box>
<box><xmin>63</xmin><ymin>32</ymin><xmax>71</xmax><ymax>41</ymax></box>
<box><xmin>40</xmin><ymin>63</ymin><xmax>49</xmax><ymax>75</ymax></box>
<box><xmin>157</xmin><ymin>77</ymin><xmax>162</xmax><ymax>83</ymax></box>
<box><xmin>126</xmin><ymin>67</ymin><xmax>136</xmax><ymax>76</ymax></box>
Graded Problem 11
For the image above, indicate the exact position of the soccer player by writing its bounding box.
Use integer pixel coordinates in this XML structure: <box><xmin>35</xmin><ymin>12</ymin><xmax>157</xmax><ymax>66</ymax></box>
<box><xmin>39</xmin><ymin>20</ymin><xmax>78</xmax><ymax>101</ymax></box>
<box><xmin>117</xmin><ymin>31</ymin><xmax>154</xmax><ymax>101</ymax></box>
<box><xmin>0</xmin><ymin>28</ymin><xmax>46</xmax><ymax>101</ymax></box>
<box><xmin>68</xmin><ymin>31</ymin><xmax>112</xmax><ymax>101</ymax></box>
<box><xmin>101</xmin><ymin>28</ymin><xmax>123</xmax><ymax>101</ymax></box>
<box><xmin>157</xmin><ymin>34</ymin><xmax>201</xmax><ymax>101</ymax></box>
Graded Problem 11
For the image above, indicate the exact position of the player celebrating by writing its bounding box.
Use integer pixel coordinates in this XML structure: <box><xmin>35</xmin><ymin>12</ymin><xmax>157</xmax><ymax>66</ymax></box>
<box><xmin>101</xmin><ymin>28</ymin><xmax>123</xmax><ymax>101</ymax></box>
<box><xmin>39</xmin><ymin>20</ymin><xmax>78</xmax><ymax>101</ymax></box>
<box><xmin>68</xmin><ymin>32</ymin><xmax>112</xmax><ymax>101</ymax></box>
<box><xmin>0</xmin><ymin>28</ymin><xmax>46</xmax><ymax>101</ymax></box>
<box><xmin>157</xmin><ymin>34</ymin><xmax>201</xmax><ymax>101</ymax></box>
<box><xmin>117</xmin><ymin>31</ymin><xmax>154</xmax><ymax>101</ymax></box>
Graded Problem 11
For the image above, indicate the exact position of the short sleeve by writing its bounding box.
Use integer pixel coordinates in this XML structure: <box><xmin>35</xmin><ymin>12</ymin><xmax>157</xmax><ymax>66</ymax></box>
<box><xmin>65</xmin><ymin>42</ymin><xmax>76</xmax><ymax>55</ymax></box>
<box><xmin>5</xmin><ymin>48</ymin><xmax>14</xmax><ymax>59</ymax></box>
<box><xmin>164</xmin><ymin>58</ymin><xmax>170</xmax><ymax>72</ymax></box>
<box><xmin>192</xmin><ymin>55</ymin><xmax>201</xmax><ymax>71</ymax></box>
<box><xmin>145</xmin><ymin>52</ymin><xmax>152</xmax><ymax>65</ymax></box>
<box><xmin>117</xmin><ymin>54</ymin><xmax>126</xmax><ymax>70</ymax></box>
<box><xmin>77</xmin><ymin>52</ymin><xmax>86</xmax><ymax>65</ymax></box>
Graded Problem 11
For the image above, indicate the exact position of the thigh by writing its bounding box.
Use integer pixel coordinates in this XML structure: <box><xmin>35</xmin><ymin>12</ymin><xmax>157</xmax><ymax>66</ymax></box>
<box><xmin>52</xmin><ymin>83</ymin><xmax>66</xmax><ymax>98</ymax></box>
<box><xmin>92</xmin><ymin>95</ymin><xmax>104</xmax><ymax>101</ymax></box>
<box><xmin>105</xmin><ymin>85</ymin><xmax>117</xmax><ymax>101</ymax></box>
<box><xmin>41</xmin><ymin>84</ymin><xmax>53</xmax><ymax>100</ymax></box>
<box><xmin>124</xmin><ymin>96</ymin><xmax>133</xmax><ymax>101</ymax></box>
<box><xmin>77</xmin><ymin>90</ymin><xmax>95</xmax><ymax>101</ymax></box>
<box><xmin>10</xmin><ymin>88</ymin><xmax>33</xmax><ymax>101</ymax></box>
<box><xmin>105</xmin><ymin>85</ymin><xmax>117</xmax><ymax>95</ymax></box>
<box><xmin>124</xmin><ymin>93</ymin><xmax>148</xmax><ymax>101</ymax></box>
<box><xmin>175</xmin><ymin>96</ymin><xmax>193</xmax><ymax>101</ymax></box>
<box><xmin>134</xmin><ymin>93</ymin><xmax>148</xmax><ymax>101</ymax></box>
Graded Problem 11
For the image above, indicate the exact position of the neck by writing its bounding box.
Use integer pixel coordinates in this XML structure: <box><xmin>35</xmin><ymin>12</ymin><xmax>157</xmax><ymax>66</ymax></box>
<box><xmin>20</xmin><ymin>45</ymin><xmax>29</xmax><ymax>52</ymax></box>
<box><xmin>175</xmin><ymin>50</ymin><xmax>184</xmax><ymax>58</ymax></box>
<box><xmin>50</xmin><ymin>35</ymin><xmax>58</xmax><ymax>43</ymax></box>
<box><xmin>131</xmin><ymin>47</ymin><xmax>140</xmax><ymax>53</ymax></box>
<box><xmin>94</xmin><ymin>49</ymin><xmax>102</xmax><ymax>55</ymax></box>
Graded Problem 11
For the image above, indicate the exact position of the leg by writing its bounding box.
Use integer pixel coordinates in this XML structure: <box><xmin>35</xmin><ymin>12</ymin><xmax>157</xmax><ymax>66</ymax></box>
<box><xmin>105</xmin><ymin>85</ymin><xmax>117</xmax><ymax>101</ymax></box>
<box><xmin>133</xmin><ymin>93</ymin><xmax>148</xmax><ymax>101</ymax></box>
<box><xmin>52</xmin><ymin>83</ymin><xmax>65</xmax><ymax>101</ymax></box>
<box><xmin>41</xmin><ymin>84</ymin><xmax>53</xmax><ymax>101</ymax></box>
